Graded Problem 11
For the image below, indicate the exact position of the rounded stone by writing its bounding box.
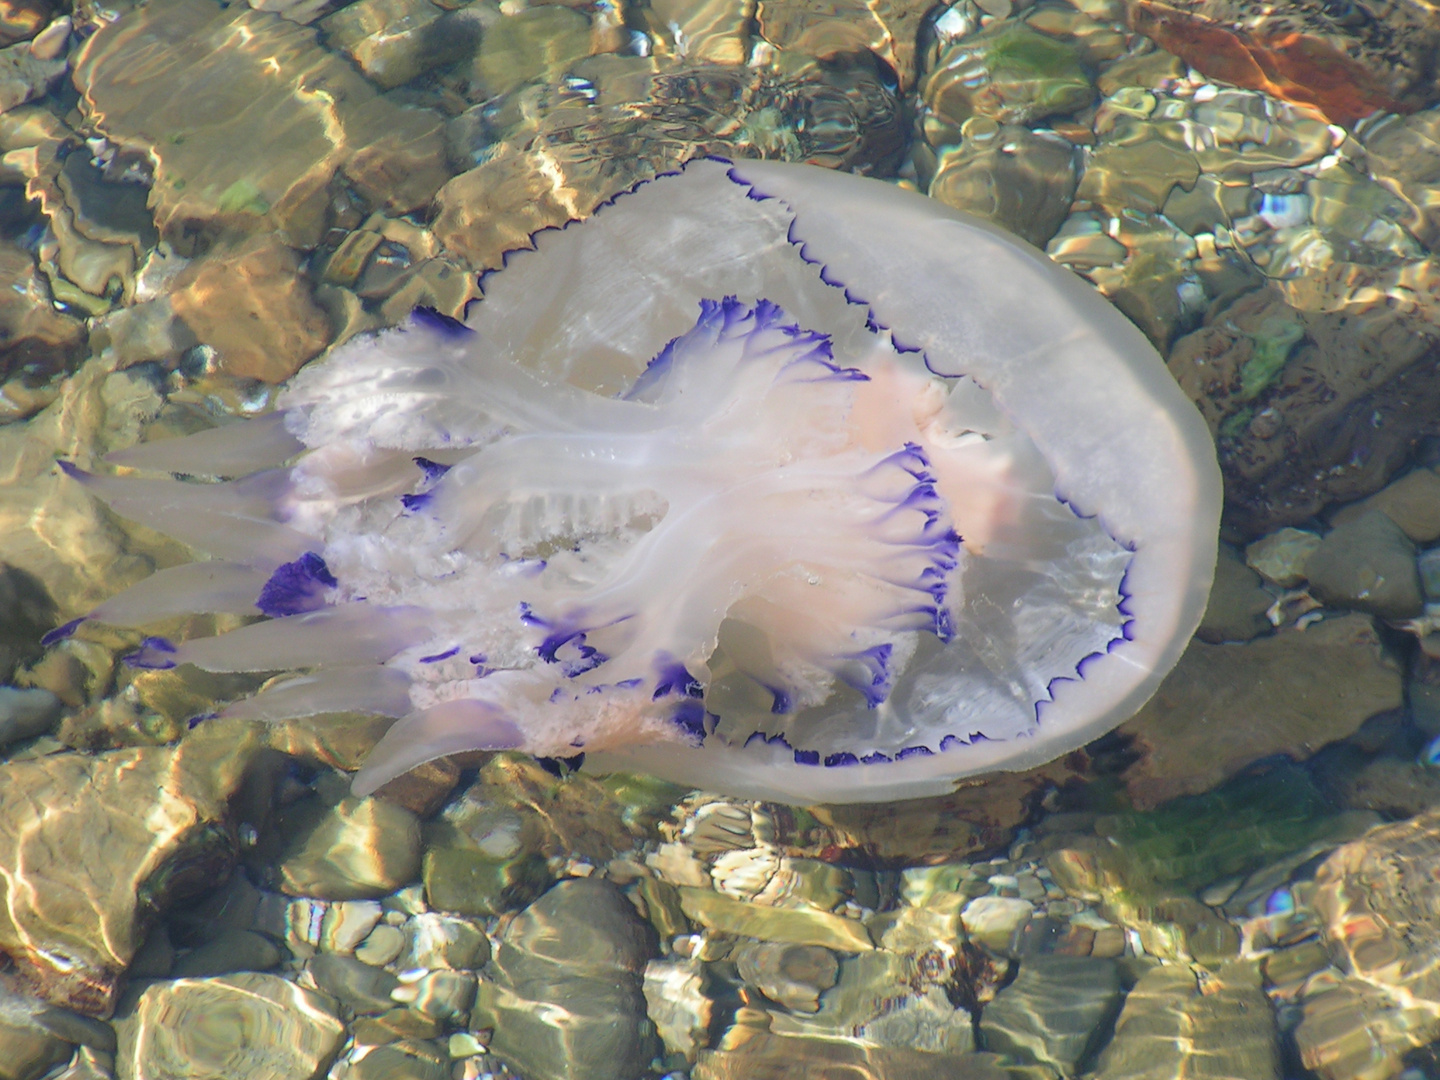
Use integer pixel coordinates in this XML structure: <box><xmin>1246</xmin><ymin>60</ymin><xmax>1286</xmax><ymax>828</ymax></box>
<box><xmin>342</xmin><ymin>1039</ymin><xmax>449</xmax><ymax>1080</ymax></box>
<box><xmin>169</xmin><ymin>929</ymin><xmax>282</xmax><ymax>978</ymax></box>
<box><xmin>1306</xmin><ymin>510</ymin><xmax>1422</xmax><ymax>619</ymax></box>
<box><xmin>278</xmin><ymin>795</ymin><xmax>422</xmax><ymax>901</ymax></box>
<box><xmin>305</xmin><ymin>954</ymin><xmax>401</xmax><ymax>1016</ymax></box>
<box><xmin>355</xmin><ymin>924</ymin><xmax>406</xmax><ymax>967</ymax></box>
<box><xmin>115</xmin><ymin>973</ymin><xmax>344</xmax><ymax>1080</ymax></box>
<box><xmin>403</xmin><ymin>912</ymin><xmax>489</xmax><ymax>971</ymax></box>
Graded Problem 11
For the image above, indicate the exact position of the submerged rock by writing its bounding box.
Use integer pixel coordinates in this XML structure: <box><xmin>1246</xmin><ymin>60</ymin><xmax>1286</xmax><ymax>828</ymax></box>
<box><xmin>113</xmin><ymin>973</ymin><xmax>345</xmax><ymax>1080</ymax></box>
<box><xmin>1196</xmin><ymin>543</ymin><xmax>1271</xmax><ymax>644</ymax></box>
<box><xmin>276</xmin><ymin>790</ymin><xmax>421</xmax><ymax>901</ymax></box>
<box><xmin>979</xmin><ymin>954</ymin><xmax>1121</xmax><ymax>1074</ymax></box>
<box><xmin>476</xmin><ymin>878</ymin><xmax>659</xmax><ymax>1080</ymax></box>
<box><xmin>1299</xmin><ymin>809</ymin><xmax>1440</xmax><ymax>1079</ymax></box>
<box><xmin>1123</xmin><ymin>0</ymin><xmax>1440</xmax><ymax>124</ymax></box>
<box><xmin>168</xmin><ymin>234</ymin><xmax>333</xmax><ymax>383</ymax></box>
<box><xmin>72</xmin><ymin>0</ymin><xmax>448</xmax><ymax>253</ymax></box>
<box><xmin>928</xmin><ymin>124</ymin><xmax>1078</xmax><ymax>248</ymax></box>
<box><xmin>1093</xmin><ymin>960</ymin><xmax>1278</xmax><ymax>1079</ymax></box>
<box><xmin>0</xmin><ymin>722</ymin><xmax>262</xmax><ymax>1014</ymax></box>
<box><xmin>1332</xmin><ymin>466</ymin><xmax>1440</xmax><ymax>544</ymax></box>
<box><xmin>694</xmin><ymin>1029</ymin><xmax>1010</xmax><ymax>1079</ymax></box>
<box><xmin>923</xmin><ymin>21</ymin><xmax>1093</xmax><ymax>129</ymax></box>
<box><xmin>1117</xmin><ymin>614</ymin><xmax>1403</xmax><ymax>808</ymax></box>
<box><xmin>1305</xmin><ymin>511</ymin><xmax>1423</xmax><ymax>619</ymax></box>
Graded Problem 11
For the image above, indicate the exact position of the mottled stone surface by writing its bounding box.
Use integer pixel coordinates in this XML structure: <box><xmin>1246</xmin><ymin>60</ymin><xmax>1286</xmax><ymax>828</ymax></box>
<box><xmin>114</xmin><ymin>973</ymin><xmax>345</xmax><ymax>1080</ymax></box>
<box><xmin>1196</xmin><ymin>543</ymin><xmax>1272</xmax><ymax>644</ymax></box>
<box><xmin>1123</xmin><ymin>0</ymin><xmax>1440</xmax><ymax>124</ymax></box>
<box><xmin>694</xmin><ymin>1032</ymin><xmax>1010</xmax><ymax>1080</ymax></box>
<box><xmin>928</xmin><ymin>124</ymin><xmax>1078</xmax><ymax>248</ymax></box>
<box><xmin>980</xmin><ymin>955</ymin><xmax>1120</xmax><ymax>1073</ymax></box>
<box><xmin>0</xmin><ymin>241</ymin><xmax>87</xmax><ymax>391</ymax></box>
<box><xmin>0</xmin><ymin>984</ymin><xmax>115</xmax><ymax>1080</ymax></box>
<box><xmin>1332</xmin><ymin>466</ymin><xmax>1440</xmax><ymax>543</ymax></box>
<box><xmin>1306</xmin><ymin>511</ymin><xmax>1423</xmax><ymax>619</ymax></box>
<box><xmin>478</xmin><ymin>878</ymin><xmax>658</xmax><ymax>1080</ymax></box>
<box><xmin>679</xmin><ymin>888</ymin><xmax>873</xmax><ymax>952</ymax></box>
<box><xmin>754</xmin><ymin>0</ymin><xmax>934</xmax><ymax>91</ymax></box>
<box><xmin>276</xmin><ymin>792</ymin><xmax>421</xmax><ymax>901</ymax></box>
<box><xmin>1118</xmin><ymin>614</ymin><xmax>1403</xmax><ymax>808</ymax></box>
<box><xmin>169</xmin><ymin>234</ymin><xmax>332</xmax><ymax>383</ymax></box>
<box><xmin>1299</xmin><ymin>809</ymin><xmax>1440</xmax><ymax>1080</ymax></box>
<box><xmin>72</xmin><ymin>0</ymin><xmax>448</xmax><ymax>253</ymax></box>
<box><xmin>0</xmin><ymin>722</ymin><xmax>262</xmax><ymax>1014</ymax></box>
<box><xmin>1168</xmin><ymin>280</ymin><xmax>1440</xmax><ymax>535</ymax></box>
<box><xmin>1093</xmin><ymin>960</ymin><xmax>1278</xmax><ymax>1079</ymax></box>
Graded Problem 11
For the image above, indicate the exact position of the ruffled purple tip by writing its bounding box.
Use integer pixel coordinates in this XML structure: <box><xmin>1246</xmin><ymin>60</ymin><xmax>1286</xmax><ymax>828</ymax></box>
<box><xmin>40</xmin><ymin>616</ymin><xmax>85</xmax><ymax>647</ymax></box>
<box><xmin>410</xmin><ymin>306</ymin><xmax>474</xmax><ymax>339</ymax></box>
<box><xmin>256</xmin><ymin>553</ymin><xmax>338</xmax><ymax>618</ymax></box>
<box><xmin>124</xmin><ymin>636</ymin><xmax>178</xmax><ymax>670</ymax></box>
<box><xmin>671</xmin><ymin>699</ymin><xmax>709</xmax><ymax>744</ymax></box>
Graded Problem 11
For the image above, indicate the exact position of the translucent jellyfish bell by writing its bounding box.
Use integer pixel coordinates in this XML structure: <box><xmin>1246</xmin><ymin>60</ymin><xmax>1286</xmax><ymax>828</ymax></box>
<box><xmin>61</xmin><ymin>159</ymin><xmax>1221</xmax><ymax>805</ymax></box>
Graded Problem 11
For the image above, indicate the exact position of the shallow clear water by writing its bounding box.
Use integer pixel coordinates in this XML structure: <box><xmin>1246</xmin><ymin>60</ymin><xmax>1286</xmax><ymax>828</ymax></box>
<box><xmin>2</xmin><ymin>0</ymin><xmax>1440</xmax><ymax>1078</ymax></box>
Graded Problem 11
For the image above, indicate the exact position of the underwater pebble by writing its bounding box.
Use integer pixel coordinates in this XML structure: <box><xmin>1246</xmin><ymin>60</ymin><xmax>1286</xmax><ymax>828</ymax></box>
<box><xmin>391</xmin><ymin>969</ymin><xmax>477</xmax><ymax>1021</ymax></box>
<box><xmin>72</xmin><ymin>0</ymin><xmax>448</xmax><ymax>250</ymax></box>
<box><xmin>0</xmin><ymin>723</ymin><xmax>263</xmax><ymax>1014</ymax></box>
<box><xmin>924</xmin><ymin>20</ymin><xmax>1093</xmax><ymax>128</ymax></box>
<box><xmin>114</xmin><ymin>973</ymin><xmax>345</xmax><ymax>1080</ymax></box>
<box><xmin>421</xmin><ymin>843</ymin><xmax>550</xmax><ymax>918</ymax></box>
<box><xmin>694</xmin><ymin>1032</ymin><xmax>1009</xmax><ymax>1079</ymax></box>
<box><xmin>0</xmin><ymin>986</ymin><xmax>106</xmax><ymax>1080</ymax></box>
<box><xmin>1419</xmin><ymin>549</ymin><xmax>1440</xmax><ymax>602</ymax></box>
<box><xmin>928</xmin><ymin>124</ymin><xmax>1079</xmax><ymax>248</ymax></box>
<box><xmin>321</xmin><ymin>900</ymin><xmax>384</xmax><ymax>954</ymax></box>
<box><xmin>1117</xmin><ymin>614</ymin><xmax>1403</xmax><ymax>808</ymax></box>
<box><xmin>960</xmin><ymin>895</ymin><xmax>1033</xmax><ymax>953</ymax></box>
<box><xmin>764</xmin><ymin>950</ymin><xmax>973</xmax><ymax>1055</ymax></box>
<box><xmin>339</xmin><ymin>1039</ymin><xmax>450</xmax><ymax>1080</ymax></box>
<box><xmin>0</xmin><ymin>686</ymin><xmax>61</xmax><ymax>751</ymax></box>
<box><xmin>1245</xmin><ymin>527</ymin><xmax>1323</xmax><ymax>589</ymax></box>
<box><xmin>403</xmin><ymin>912</ymin><xmax>489</xmax><ymax>971</ymax></box>
<box><xmin>478</xmin><ymin>879</ymin><xmax>658</xmax><ymax>1080</ymax></box>
<box><xmin>1332</xmin><ymin>468</ymin><xmax>1440</xmax><ymax>544</ymax></box>
<box><xmin>350</xmin><ymin>1007</ymin><xmax>441</xmax><ymax>1046</ymax></box>
<box><xmin>1093</xmin><ymin>960</ymin><xmax>1277</xmax><ymax>1079</ymax></box>
<box><xmin>277</xmin><ymin>794</ymin><xmax>421</xmax><ymax>901</ymax></box>
<box><xmin>980</xmin><ymin>955</ymin><xmax>1121</xmax><ymax>1074</ymax></box>
<box><xmin>643</xmin><ymin>957</ymin><xmax>711</xmax><ymax>1061</ymax></box>
<box><xmin>169</xmin><ymin>234</ymin><xmax>334</xmax><ymax>384</ymax></box>
<box><xmin>1306</xmin><ymin>511</ymin><xmax>1423</xmax><ymax>619</ymax></box>
<box><xmin>320</xmin><ymin>0</ymin><xmax>481</xmax><ymax>90</ymax></box>
<box><xmin>355</xmin><ymin>923</ymin><xmax>406</xmax><ymax>967</ymax></box>
<box><xmin>305</xmin><ymin>953</ymin><xmax>401</xmax><ymax>1015</ymax></box>
<box><xmin>679</xmin><ymin>888</ymin><xmax>874</xmax><ymax>953</ymax></box>
<box><xmin>1297</xmin><ymin>808</ymin><xmax>1440</xmax><ymax>1078</ymax></box>
<box><xmin>0</xmin><ymin>564</ymin><xmax>60</xmax><ymax>685</ymax></box>
<box><xmin>1197</xmin><ymin>543</ymin><xmax>1273</xmax><ymax>644</ymax></box>
<box><xmin>733</xmin><ymin>941</ymin><xmax>839</xmax><ymax>1014</ymax></box>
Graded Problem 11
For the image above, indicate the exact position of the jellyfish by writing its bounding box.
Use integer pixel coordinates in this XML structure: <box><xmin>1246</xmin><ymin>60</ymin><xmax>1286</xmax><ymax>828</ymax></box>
<box><xmin>56</xmin><ymin>159</ymin><xmax>1221</xmax><ymax>805</ymax></box>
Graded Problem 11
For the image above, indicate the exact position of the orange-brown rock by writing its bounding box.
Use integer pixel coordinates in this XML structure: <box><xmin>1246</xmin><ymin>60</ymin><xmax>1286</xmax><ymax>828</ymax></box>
<box><xmin>1126</xmin><ymin>0</ymin><xmax>1439</xmax><ymax>125</ymax></box>
<box><xmin>170</xmin><ymin>234</ymin><xmax>332</xmax><ymax>382</ymax></box>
